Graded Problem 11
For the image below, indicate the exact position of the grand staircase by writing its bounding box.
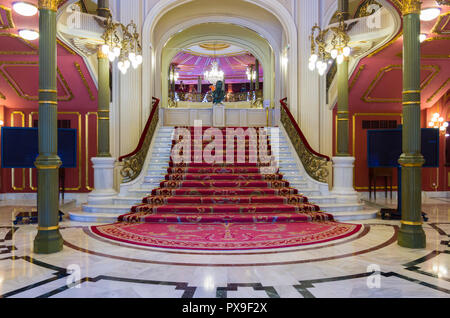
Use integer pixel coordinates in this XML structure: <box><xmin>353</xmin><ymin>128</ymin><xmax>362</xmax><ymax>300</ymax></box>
<box><xmin>70</xmin><ymin>122</ymin><xmax>378</xmax><ymax>223</ymax></box>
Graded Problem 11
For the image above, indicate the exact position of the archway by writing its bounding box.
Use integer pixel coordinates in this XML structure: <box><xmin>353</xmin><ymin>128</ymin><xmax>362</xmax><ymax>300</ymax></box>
<box><xmin>141</xmin><ymin>0</ymin><xmax>297</xmax><ymax>121</ymax></box>
<box><xmin>160</xmin><ymin>23</ymin><xmax>274</xmax><ymax>108</ymax></box>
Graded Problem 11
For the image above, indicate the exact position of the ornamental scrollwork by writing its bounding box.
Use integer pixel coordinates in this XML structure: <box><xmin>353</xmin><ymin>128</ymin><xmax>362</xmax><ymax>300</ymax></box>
<box><xmin>280</xmin><ymin>105</ymin><xmax>329</xmax><ymax>184</ymax></box>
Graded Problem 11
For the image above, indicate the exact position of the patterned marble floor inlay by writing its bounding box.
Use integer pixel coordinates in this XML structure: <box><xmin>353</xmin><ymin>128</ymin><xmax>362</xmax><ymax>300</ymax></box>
<box><xmin>0</xmin><ymin>199</ymin><xmax>449</xmax><ymax>298</ymax></box>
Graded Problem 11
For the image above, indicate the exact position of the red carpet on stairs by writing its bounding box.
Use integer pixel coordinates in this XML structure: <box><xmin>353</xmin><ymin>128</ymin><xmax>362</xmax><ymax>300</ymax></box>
<box><xmin>91</xmin><ymin>127</ymin><xmax>362</xmax><ymax>250</ymax></box>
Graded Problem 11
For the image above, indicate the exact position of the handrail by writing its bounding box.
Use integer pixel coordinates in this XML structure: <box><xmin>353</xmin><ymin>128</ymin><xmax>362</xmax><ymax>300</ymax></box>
<box><xmin>280</xmin><ymin>98</ymin><xmax>330</xmax><ymax>183</ymax></box>
<box><xmin>119</xmin><ymin>97</ymin><xmax>160</xmax><ymax>183</ymax></box>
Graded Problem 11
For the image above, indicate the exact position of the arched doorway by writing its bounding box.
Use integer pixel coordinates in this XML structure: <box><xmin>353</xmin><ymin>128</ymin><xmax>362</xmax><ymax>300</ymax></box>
<box><xmin>167</xmin><ymin>45</ymin><xmax>264</xmax><ymax>107</ymax></box>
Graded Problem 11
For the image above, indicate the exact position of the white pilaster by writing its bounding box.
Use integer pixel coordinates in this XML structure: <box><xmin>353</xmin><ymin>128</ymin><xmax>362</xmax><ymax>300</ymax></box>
<box><xmin>117</xmin><ymin>0</ymin><xmax>144</xmax><ymax>156</ymax></box>
<box><xmin>330</xmin><ymin>156</ymin><xmax>360</xmax><ymax>203</ymax></box>
<box><xmin>297</xmin><ymin>0</ymin><xmax>321</xmax><ymax>150</ymax></box>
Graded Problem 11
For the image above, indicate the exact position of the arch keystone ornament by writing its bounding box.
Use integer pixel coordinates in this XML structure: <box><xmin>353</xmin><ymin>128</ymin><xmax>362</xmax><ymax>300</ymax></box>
<box><xmin>397</xmin><ymin>0</ymin><xmax>426</xmax><ymax>249</ymax></box>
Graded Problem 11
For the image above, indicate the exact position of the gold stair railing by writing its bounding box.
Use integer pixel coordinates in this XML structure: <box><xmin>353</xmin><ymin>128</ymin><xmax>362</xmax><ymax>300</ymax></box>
<box><xmin>118</xmin><ymin>97</ymin><xmax>160</xmax><ymax>183</ymax></box>
<box><xmin>280</xmin><ymin>98</ymin><xmax>330</xmax><ymax>183</ymax></box>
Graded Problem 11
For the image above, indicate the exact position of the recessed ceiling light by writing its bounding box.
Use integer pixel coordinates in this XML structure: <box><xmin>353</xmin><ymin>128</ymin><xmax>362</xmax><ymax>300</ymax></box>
<box><xmin>19</xmin><ymin>29</ymin><xmax>39</xmax><ymax>41</ymax></box>
<box><xmin>420</xmin><ymin>8</ymin><xmax>441</xmax><ymax>21</ymax></box>
<box><xmin>419</xmin><ymin>34</ymin><xmax>427</xmax><ymax>43</ymax></box>
<box><xmin>13</xmin><ymin>2</ymin><xmax>38</xmax><ymax>16</ymax></box>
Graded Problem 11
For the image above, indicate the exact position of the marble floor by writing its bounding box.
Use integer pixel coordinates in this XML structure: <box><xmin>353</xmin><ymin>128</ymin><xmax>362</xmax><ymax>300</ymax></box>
<box><xmin>0</xmin><ymin>197</ymin><xmax>448</xmax><ymax>298</ymax></box>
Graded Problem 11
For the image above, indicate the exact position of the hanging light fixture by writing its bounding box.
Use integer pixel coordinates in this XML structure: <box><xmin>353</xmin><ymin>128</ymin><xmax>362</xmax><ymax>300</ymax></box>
<box><xmin>100</xmin><ymin>17</ymin><xmax>142</xmax><ymax>75</ymax></box>
<box><xmin>428</xmin><ymin>112</ymin><xmax>448</xmax><ymax>132</ymax></box>
<box><xmin>309</xmin><ymin>11</ymin><xmax>351</xmax><ymax>76</ymax></box>
<box><xmin>204</xmin><ymin>60</ymin><xmax>224</xmax><ymax>85</ymax></box>
<box><xmin>246</xmin><ymin>66</ymin><xmax>256</xmax><ymax>81</ymax></box>
<box><xmin>203</xmin><ymin>44</ymin><xmax>224</xmax><ymax>85</ymax></box>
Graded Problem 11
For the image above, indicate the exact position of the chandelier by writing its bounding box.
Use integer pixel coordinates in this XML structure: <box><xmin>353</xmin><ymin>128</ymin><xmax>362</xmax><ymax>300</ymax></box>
<box><xmin>100</xmin><ymin>16</ymin><xmax>143</xmax><ymax>75</ymax></box>
<box><xmin>428</xmin><ymin>112</ymin><xmax>449</xmax><ymax>133</ymax></box>
<box><xmin>204</xmin><ymin>60</ymin><xmax>224</xmax><ymax>86</ymax></box>
<box><xmin>308</xmin><ymin>11</ymin><xmax>351</xmax><ymax>76</ymax></box>
<box><xmin>246</xmin><ymin>66</ymin><xmax>256</xmax><ymax>81</ymax></box>
<box><xmin>170</xmin><ymin>69</ymin><xmax>179</xmax><ymax>82</ymax></box>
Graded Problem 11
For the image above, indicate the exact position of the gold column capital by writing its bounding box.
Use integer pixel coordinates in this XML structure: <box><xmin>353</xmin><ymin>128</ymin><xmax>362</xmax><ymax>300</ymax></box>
<box><xmin>38</xmin><ymin>0</ymin><xmax>60</xmax><ymax>11</ymax></box>
<box><xmin>402</xmin><ymin>0</ymin><xmax>422</xmax><ymax>15</ymax></box>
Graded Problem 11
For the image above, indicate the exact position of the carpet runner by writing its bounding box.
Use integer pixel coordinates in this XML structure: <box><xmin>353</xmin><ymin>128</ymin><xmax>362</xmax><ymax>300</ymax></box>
<box><xmin>91</xmin><ymin>127</ymin><xmax>361</xmax><ymax>250</ymax></box>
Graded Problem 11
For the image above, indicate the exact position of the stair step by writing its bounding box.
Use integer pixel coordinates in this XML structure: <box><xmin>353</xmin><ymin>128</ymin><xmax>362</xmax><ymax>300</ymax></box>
<box><xmin>317</xmin><ymin>202</ymin><xmax>365</xmax><ymax>213</ymax></box>
<box><xmin>113</xmin><ymin>197</ymin><xmax>143</xmax><ymax>205</ymax></box>
<box><xmin>82</xmin><ymin>204</ymin><xmax>131</xmax><ymax>214</ymax></box>
<box><xmin>331</xmin><ymin>209</ymin><xmax>379</xmax><ymax>221</ymax></box>
<box><xmin>69</xmin><ymin>211</ymin><xmax>119</xmax><ymax>223</ymax></box>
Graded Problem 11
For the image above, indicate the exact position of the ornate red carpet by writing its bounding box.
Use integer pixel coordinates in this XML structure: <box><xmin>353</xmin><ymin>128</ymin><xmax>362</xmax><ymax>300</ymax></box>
<box><xmin>91</xmin><ymin>127</ymin><xmax>362</xmax><ymax>250</ymax></box>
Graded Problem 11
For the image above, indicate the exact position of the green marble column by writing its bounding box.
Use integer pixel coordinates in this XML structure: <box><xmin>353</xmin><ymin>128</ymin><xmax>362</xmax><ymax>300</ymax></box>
<box><xmin>97</xmin><ymin>0</ymin><xmax>110</xmax><ymax>17</ymax></box>
<box><xmin>336</xmin><ymin>0</ymin><xmax>350</xmax><ymax>156</ymax></box>
<box><xmin>97</xmin><ymin>0</ymin><xmax>111</xmax><ymax>157</ymax></box>
<box><xmin>33</xmin><ymin>0</ymin><xmax>63</xmax><ymax>254</ymax></box>
<box><xmin>398</xmin><ymin>0</ymin><xmax>426</xmax><ymax>248</ymax></box>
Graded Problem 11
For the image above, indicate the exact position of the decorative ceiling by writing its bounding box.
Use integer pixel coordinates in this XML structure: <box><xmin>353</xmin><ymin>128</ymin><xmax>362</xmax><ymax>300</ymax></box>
<box><xmin>0</xmin><ymin>0</ymin><xmax>97</xmax><ymax>110</ymax></box>
<box><xmin>348</xmin><ymin>0</ymin><xmax>450</xmax><ymax>111</ymax></box>
<box><xmin>171</xmin><ymin>50</ymin><xmax>263</xmax><ymax>84</ymax></box>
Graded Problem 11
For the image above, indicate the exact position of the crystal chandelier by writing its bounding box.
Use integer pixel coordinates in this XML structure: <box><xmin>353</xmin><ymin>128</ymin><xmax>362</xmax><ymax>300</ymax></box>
<box><xmin>204</xmin><ymin>60</ymin><xmax>224</xmax><ymax>85</ymax></box>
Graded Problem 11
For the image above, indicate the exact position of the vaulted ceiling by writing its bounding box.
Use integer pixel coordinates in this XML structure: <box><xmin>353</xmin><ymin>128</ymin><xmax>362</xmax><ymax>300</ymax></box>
<box><xmin>0</xmin><ymin>0</ymin><xmax>97</xmax><ymax>111</ymax></box>
<box><xmin>171</xmin><ymin>50</ymin><xmax>263</xmax><ymax>85</ymax></box>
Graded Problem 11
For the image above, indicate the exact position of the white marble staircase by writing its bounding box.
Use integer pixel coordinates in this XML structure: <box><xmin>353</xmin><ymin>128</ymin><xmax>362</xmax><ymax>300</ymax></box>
<box><xmin>69</xmin><ymin>126</ymin><xmax>378</xmax><ymax>223</ymax></box>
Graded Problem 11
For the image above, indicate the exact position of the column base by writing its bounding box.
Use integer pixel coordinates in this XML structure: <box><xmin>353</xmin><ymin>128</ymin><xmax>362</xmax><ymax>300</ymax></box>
<box><xmin>88</xmin><ymin>157</ymin><xmax>117</xmax><ymax>204</ymax></box>
<box><xmin>330</xmin><ymin>156</ymin><xmax>360</xmax><ymax>203</ymax></box>
<box><xmin>34</xmin><ymin>229</ymin><xmax>63</xmax><ymax>254</ymax></box>
<box><xmin>398</xmin><ymin>224</ymin><xmax>426</xmax><ymax>249</ymax></box>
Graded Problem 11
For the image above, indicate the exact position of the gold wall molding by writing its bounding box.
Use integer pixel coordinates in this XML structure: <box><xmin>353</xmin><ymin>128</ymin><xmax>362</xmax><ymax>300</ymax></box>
<box><xmin>367</xmin><ymin>32</ymin><xmax>402</xmax><ymax>58</ymax></box>
<box><xmin>0</xmin><ymin>33</ymin><xmax>38</xmax><ymax>55</ymax></box>
<box><xmin>350</xmin><ymin>64</ymin><xmax>366</xmax><ymax>91</ymax></box>
<box><xmin>361</xmin><ymin>64</ymin><xmax>441</xmax><ymax>103</ymax></box>
<box><xmin>182</xmin><ymin>49</ymin><xmax>249</xmax><ymax>58</ymax></box>
<box><xmin>74</xmin><ymin>62</ymin><xmax>95</xmax><ymax>101</ymax></box>
<box><xmin>85</xmin><ymin>112</ymin><xmax>98</xmax><ymax>190</ymax></box>
<box><xmin>0</xmin><ymin>5</ymin><xmax>15</xmax><ymax>30</ymax></box>
<box><xmin>57</xmin><ymin>39</ymin><xmax>77</xmax><ymax>56</ymax></box>
<box><xmin>29</xmin><ymin>111</ymin><xmax>82</xmax><ymax>191</ymax></box>
<box><xmin>0</xmin><ymin>61</ymin><xmax>74</xmax><ymax>101</ymax></box>
<box><xmin>352</xmin><ymin>112</ymin><xmax>403</xmax><ymax>189</ymax></box>
<box><xmin>11</xmin><ymin>111</ymin><xmax>25</xmax><ymax>191</ymax></box>
<box><xmin>396</xmin><ymin>36</ymin><xmax>450</xmax><ymax>59</ymax></box>
<box><xmin>0</xmin><ymin>90</ymin><xmax>5</xmax><ymax>99</ymax></box>
<box><xmin>426</xmin><ymin>77</ymin><xmax>450</xmax><ymax>103</ymax></box>
<box><xmin>431</xmin><ymin>12</ymin><xmax>450</xmax><ymax>35</ymax></box>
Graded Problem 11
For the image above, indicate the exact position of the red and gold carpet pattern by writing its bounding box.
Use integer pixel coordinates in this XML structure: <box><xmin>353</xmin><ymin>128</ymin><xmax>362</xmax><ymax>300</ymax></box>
<box><xmin>91</xmin><ymin>127</ymin><xmax>362</xmax><ymax>250</ymax></box>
